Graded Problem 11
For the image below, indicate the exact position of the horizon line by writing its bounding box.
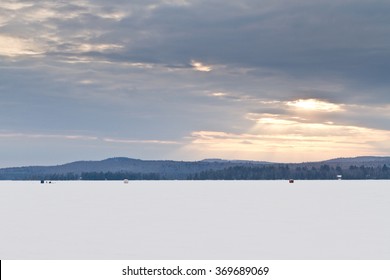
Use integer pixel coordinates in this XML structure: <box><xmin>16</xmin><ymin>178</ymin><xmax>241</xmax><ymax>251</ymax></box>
<box><xmin>2</xmin><ymin>155</ymin><xmax>390</xmax><ymax>169</ymax></box>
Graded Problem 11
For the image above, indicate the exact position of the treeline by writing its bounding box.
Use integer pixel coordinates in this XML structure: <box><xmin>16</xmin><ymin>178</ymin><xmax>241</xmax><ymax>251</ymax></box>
<box><xmin>19</xmin><ymin>171</ymin><xmax>161</xmax><ymax>181</ymax></box>
<box><xmin>80</xmin><ymin>171</ymin><xmax>161</xmax><ymax>180</ymax></box>
<box><xmin>187</xmin><ymin>164</ymin><xmax>390</xmax><ymax>180</ymax></box>
<box><xmin>5</xmin><ymin>164</ymin><xmax>390</xmax><ymax>180</ymax></box>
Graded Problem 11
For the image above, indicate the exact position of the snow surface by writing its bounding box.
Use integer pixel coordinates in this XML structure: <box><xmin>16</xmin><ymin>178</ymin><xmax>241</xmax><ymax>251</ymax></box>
<box><xmin>0</xmin><ymin>180</ymin><xmax>389</xmax><ymax>259</ymax></box>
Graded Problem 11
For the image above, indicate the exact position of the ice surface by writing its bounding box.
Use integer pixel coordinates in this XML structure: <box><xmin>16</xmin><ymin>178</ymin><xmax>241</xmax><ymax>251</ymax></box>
<box><xmin>0</xmin><ymin>180</ymin><xmax>389</xmax><ymax>259</ymax></box>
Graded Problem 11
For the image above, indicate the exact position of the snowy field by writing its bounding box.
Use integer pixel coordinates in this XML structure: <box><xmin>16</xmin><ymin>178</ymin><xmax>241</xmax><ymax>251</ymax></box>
<box><xmin>0</xmin><ymin>180</ymin><xmax>389</xmax><ymax>259</ymax></box>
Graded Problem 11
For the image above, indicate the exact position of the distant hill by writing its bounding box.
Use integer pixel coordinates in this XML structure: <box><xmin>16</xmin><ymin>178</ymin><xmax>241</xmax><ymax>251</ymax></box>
<box><xmin>1</xmin><ymin>156</ymin><xmax>390</xmax><ymax>180</ymax></box>
<box><xmin>0</xmin><ymin>157</ymin><xmax>271</xmax><ymax>180</ymax></box>
<box><xmin>321</xmin><ymin>156</ymin><xmax>390</xmax><ymax>167</ymax></box>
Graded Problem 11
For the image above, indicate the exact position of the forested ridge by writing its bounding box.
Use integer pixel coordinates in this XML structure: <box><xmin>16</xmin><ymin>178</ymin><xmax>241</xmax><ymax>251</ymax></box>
<box><xmin>1</xmin><ymin>156</ymin><xmax>390</xmax><ymax>180</ymax></box>
<box><xmin>187</xmin><ymin>164</ymin><xmax>390</xmax><ymax>180</ymax></box>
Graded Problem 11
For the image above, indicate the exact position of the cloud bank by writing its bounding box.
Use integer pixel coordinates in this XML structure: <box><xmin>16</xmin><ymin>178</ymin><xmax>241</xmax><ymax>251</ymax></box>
<box><xmin>1</xmin><ymin>0</ymin><xmax>390</xmax><ymax>166</ymax></box>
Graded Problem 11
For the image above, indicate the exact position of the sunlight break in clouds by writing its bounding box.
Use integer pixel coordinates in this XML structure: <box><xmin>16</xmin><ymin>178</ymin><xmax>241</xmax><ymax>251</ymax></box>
<box><xmin>0</xmin><ymin>35</ymin><xmax>42</xmax><ymax>57</ymax></box>
<box><xmin>0</xmin><ymin>2</ymin><xmax>33</xmax><ymax>11</ymax></box>
<box><xmin>286</xmin><ymin>99</ymin><xmax>343</xmax><ymax>112</ymax></box>
<box><xmin>211</xmin><ymin>92</ymin><xmax>228</xmax><ymax>97</ymax></box>
<box><xmin>185</xmin><ymin>115</ymin><xmax>390</xmax><ymax>162</ymax></box>
<box><xmin>190</xmin><ymin>60</ymin><xmax>212</xmax><ymax>72</ymax></box>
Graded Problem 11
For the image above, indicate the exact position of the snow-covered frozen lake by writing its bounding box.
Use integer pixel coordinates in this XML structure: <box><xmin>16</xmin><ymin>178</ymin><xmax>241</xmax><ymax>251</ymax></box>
<box><xmin>0</xmin><ymin>180</ymin><xmax>389</xmax><ymax>259</ymax></box>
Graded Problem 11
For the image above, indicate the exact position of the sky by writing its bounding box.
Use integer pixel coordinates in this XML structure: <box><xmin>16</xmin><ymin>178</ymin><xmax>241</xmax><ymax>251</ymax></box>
<box><xmin>1</xmin><ymin>0</ymin><xmax>390</xmax><ymax>167</ymax></box>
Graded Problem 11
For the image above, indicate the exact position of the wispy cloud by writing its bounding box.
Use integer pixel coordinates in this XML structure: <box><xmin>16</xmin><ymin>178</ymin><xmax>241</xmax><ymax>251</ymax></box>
<box><xmin>0</xmin><ymin>132</ymin><xmax>98</xmax><ymax>141</ymax></box>
<box><xmin>103</xmin><ymin>138</ymin><xmax>180</xmax><ymax>145</ymax></box>
<box><xmin>0</xmin><ymin>132</ymin><xmax>182</xmax><ymax>146</ymax></box>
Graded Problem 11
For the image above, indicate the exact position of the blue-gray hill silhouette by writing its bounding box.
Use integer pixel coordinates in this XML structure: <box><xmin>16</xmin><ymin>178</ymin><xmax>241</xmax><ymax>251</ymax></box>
<box><xmin>1</xmin><ymin>156</ymin><xmax>390</xmax><ymax>180</ymax></box>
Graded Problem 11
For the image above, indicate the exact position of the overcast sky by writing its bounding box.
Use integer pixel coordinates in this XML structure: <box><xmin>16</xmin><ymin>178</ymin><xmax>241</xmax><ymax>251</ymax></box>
<box><xmin>1</xmin><ymin>0</ymin><xmax>390</xmax><ymax>167</ymax></box>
